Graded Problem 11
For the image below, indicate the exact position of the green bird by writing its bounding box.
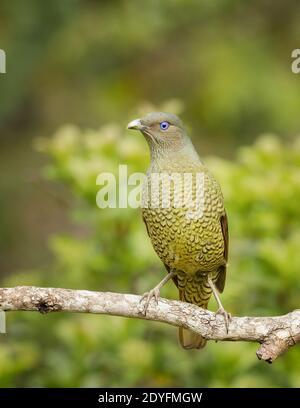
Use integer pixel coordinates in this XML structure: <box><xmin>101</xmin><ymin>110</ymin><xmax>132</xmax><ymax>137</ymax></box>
<box><xmin>127</xmin><ymin>112</ymin><xmax>230</xmax><ymax>349</ymax></box>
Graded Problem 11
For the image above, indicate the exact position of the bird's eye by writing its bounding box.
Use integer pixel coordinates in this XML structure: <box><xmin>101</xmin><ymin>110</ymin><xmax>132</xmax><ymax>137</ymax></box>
<box><xmin>160</xmin><ymin>121</ymin><xmax>170</xmax><ymax>131</ymax></box>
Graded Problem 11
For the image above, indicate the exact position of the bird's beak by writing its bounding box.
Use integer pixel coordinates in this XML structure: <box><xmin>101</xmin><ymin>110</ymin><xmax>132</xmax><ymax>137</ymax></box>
<box><xmin>127</xmin><ymin>118</ymin><xmax>143</xmax><ymax>130</ymax></box>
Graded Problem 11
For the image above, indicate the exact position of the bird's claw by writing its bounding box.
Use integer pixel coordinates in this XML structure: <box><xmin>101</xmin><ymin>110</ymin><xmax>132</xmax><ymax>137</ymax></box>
<box><xmin>216</xmin><ymin>307</ymin><xmax>232</xmax><ymax>333</ymax></box>
<box><xmin>139</xmin><ymin>288</ymin><xmax>160</xmax><ymax>315</ymax></box>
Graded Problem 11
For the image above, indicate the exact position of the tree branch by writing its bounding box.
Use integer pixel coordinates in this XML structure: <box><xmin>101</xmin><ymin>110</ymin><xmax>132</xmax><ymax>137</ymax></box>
<box><xmin>0</xmin><ymin>286</ymin><xmax>299</xmax><ymax>363</ymax></box>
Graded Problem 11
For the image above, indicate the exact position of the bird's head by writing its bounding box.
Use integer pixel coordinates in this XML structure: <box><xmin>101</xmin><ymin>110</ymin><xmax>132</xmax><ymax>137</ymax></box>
<box><xmin>127</xmin><ymin>112</ymin><xmax>191</xmax><ymax>154</ymax></box>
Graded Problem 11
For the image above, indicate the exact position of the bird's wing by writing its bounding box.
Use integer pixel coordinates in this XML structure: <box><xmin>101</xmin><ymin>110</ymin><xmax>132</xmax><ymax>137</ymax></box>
<box><xmin>215</xmin><ymin>211</ymin><xmax>228</xmax><ymax>293</ymax></box>
<box><xmin>142</xmin><ymin>213</ymin><xmax>150</xmax><ymax>237</ymax></box>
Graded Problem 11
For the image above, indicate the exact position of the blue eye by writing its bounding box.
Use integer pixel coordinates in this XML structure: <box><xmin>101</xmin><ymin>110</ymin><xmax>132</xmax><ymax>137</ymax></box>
<box><xmin>160</xmin><ymin>121</ymin><xmax>170</xmax><ymax>131</ymax></box>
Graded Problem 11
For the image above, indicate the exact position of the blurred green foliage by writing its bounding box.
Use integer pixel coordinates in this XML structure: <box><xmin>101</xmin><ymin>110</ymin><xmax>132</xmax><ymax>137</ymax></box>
<box><xmin>1</xmin><ymin>0</ymin><xmax>300</xmax><ymax>142</ymax></box>
<box><xmin>1</xmin><ymin>0</ymin><xmax>300</xmax><ymax>272</ymax></box>
<box><xmin>1</xmin><ymin>113</ymin><xmax>300</xmax><ymax>387</ymax></box>
<box><xmin>1</xmin><ymin>0</ymin><xmax>300</xmax><ymax>388</ymax></box>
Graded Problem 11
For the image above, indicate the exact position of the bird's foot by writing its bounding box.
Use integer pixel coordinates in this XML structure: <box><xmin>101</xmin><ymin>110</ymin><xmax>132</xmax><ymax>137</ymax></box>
<box><xmin>139</xmin><ymin>287</ymin><xmax>160</xmax><ymax>315</ymax></box>
<box><xmin>216</xmin><ymin>307</ymin><xmax>232</xmax><ymax>334</ymax></box>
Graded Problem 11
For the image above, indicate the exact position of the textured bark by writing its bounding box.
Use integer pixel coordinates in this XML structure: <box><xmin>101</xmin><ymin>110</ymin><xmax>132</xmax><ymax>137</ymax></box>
<box><xmin>0</xmin><ymin>286</ymin><xmax>299</xmax><ymax>363</ymax></box>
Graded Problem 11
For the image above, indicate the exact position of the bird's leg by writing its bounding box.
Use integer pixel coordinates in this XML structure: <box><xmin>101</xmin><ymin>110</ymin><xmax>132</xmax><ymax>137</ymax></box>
<box><xmin>207</xmin><ymin>277</ymin><xmax>231</xmax><ymax>333</ymax></box>
<box><xmin>139</xmin><ymin>271</ymin><xmax>175</xmax><ymax>315</ymax></box>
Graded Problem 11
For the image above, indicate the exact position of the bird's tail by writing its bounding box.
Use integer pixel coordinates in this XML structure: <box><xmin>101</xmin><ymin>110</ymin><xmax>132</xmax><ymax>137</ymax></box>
<box><xmin>179</xmin><ymin>327</ymin><xmax>207</xmax><ymax>349</ymax></box>
<box><xmin>177</xmin><ymin>274</ymin><xmax>212</xmax><ymax>349</ymax></box>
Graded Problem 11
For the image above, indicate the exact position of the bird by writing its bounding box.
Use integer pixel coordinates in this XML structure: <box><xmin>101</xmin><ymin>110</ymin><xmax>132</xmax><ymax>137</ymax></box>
<box><xmin>127</xmin><ymin>112</ymin><xmax>230</xmax><ymax>349</ymax></box>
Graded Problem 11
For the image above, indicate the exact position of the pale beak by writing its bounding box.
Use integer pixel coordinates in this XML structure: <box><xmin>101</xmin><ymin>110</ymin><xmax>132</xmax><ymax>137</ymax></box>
<box><xmin>127</xmin><ymin>118</ymin><xmax>143</xmax><ymax>130</ymax></box>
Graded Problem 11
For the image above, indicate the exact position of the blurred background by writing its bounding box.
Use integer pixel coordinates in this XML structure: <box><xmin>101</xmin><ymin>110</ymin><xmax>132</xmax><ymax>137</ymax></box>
<box><xmin>1</xmin><ymin>0</ymin><xmax>300</xmax><ymax>387</ymax></box>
